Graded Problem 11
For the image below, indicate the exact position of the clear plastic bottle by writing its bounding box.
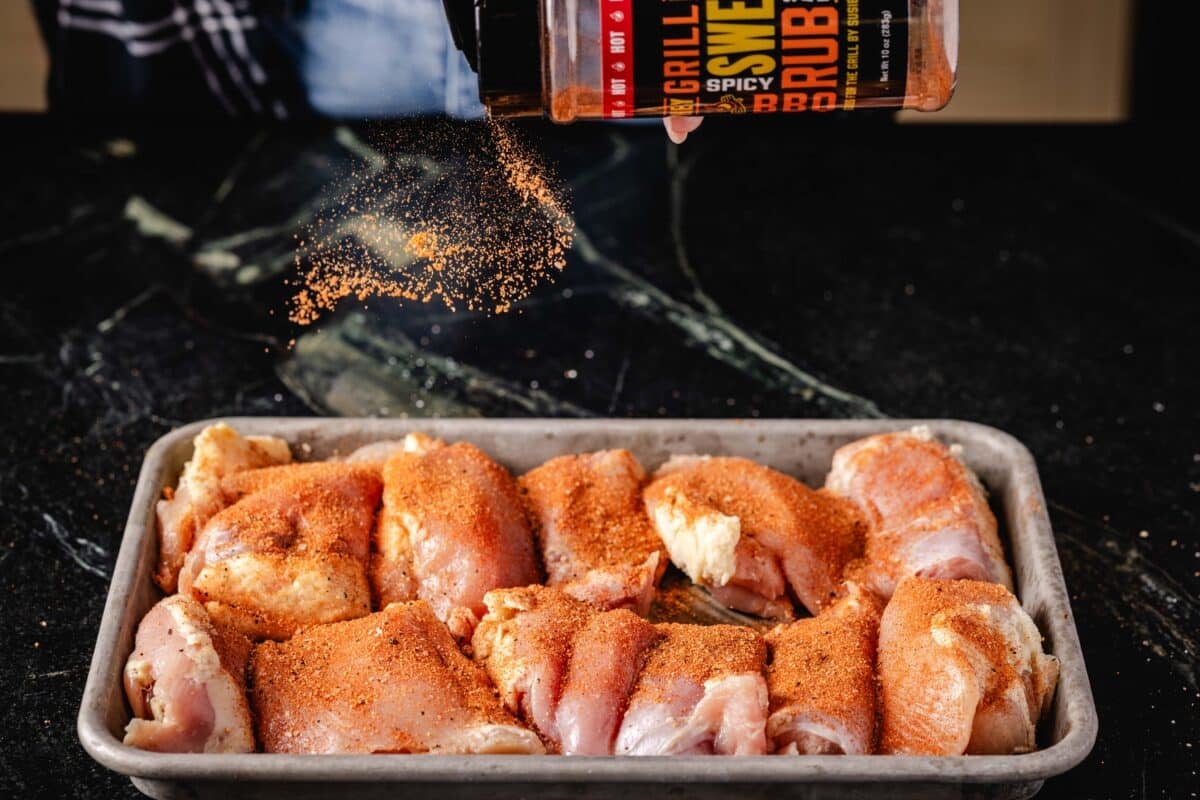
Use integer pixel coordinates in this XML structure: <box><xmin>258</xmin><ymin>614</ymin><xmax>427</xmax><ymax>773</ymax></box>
<box><xmin>444</xmin><ymin>0</ymin><xmax>958</xmax><ymax>121</ymax></box>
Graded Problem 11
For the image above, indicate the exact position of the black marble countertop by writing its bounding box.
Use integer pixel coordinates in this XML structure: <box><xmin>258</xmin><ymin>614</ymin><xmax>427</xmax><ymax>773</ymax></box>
<box><xmin>0</xmin><ymin>116</ymin><xmax>1195</xmax><ymax>799</ymax></box>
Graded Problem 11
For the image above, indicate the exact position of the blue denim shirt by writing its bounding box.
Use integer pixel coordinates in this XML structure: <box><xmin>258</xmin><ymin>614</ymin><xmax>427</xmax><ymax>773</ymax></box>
<box><xmin>34</xmin><ymin>0</ymin><xmax>485</xmax><ymax>118</ymax></box>
<box><xmin>295</xmin><ymin>0</ymin><xmax>485</xmax><ymax>119</ymax></box>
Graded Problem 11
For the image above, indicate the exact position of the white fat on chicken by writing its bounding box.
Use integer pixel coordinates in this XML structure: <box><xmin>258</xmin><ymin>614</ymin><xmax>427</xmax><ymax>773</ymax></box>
<box><xmin>155</xmin><ymin>423</ymin><xmax>291</xmax><ymax>593</ymax></box>
<box><xmin>643</xmin><ymin>456</ymin><xmax>865</xmax><ymax>619</ymax></box>
<box><xmin>649</xmin><ymin>487</ymin><xmax>742</xmax><ymax>587</ymax></box>
<box><xmin>179</xmin><ymin>462</ymin><xmax>381</xmax><ymax>641</ymax></box>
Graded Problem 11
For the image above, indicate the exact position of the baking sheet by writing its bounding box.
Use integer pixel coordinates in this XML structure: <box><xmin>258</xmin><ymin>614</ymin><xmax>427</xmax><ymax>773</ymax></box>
<box><xmin>77</xmin><ymin>418</ymin><xmax>1098</xmax><ymax>800</ymax></box>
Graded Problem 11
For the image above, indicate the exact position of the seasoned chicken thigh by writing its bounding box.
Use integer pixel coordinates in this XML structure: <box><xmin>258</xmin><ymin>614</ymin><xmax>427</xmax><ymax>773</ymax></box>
<box><xmin>616</xmin><ymin>623</ymin><xmax>769</xmax><ymax>756</ymax></box>
<box><xmin>473</xmin><ymin>585</ymin><xmax>769</xmax><ymax>756</ymax></box>
<box><xmin>825</xmin><ymin>429</ymin><xmax>1012</xmax><ymax>599</ymax></box>
<box><xmin>555</xmin><ymin>609</ymin><xmax>661</xmax><ymax>754</ymax></box>
<box><xmin>765</xmin><ymin>583</ymin><xmax>880</xmax><ymax>755</ymax></box>
<box><xmin>878</xmin><ymin>577</ymin><xmax>1059</xmax><ymax>755</ymax></box>
<box><xmin>154</xmin><ymin>423</ymin><xmax>291</xmax><ymax>593</ymax></box>
<box><xmin>373</xmin><ymin>438</ymin><xmax>541</xmax><ymax>638</ymax></box>
<box><xmin>519</xmin><ymin>450</ymin><xmax>666</xmax><ymax>611</ymax></box>
<box><xmin>250</xmin><ymin>602</ymin><xmax>543</xmax><ymax>754</ymax></box>
<box><xmin>471</xmin><ymin>585</ymin><xmax>592</xmax><ymax>746</ymax></box>
<box><xmin>179</xmin><ymin>462</ymin><xmax>381</xmax><ymax>640</ymax></box>
<box><xmin>123</xmin><ymin>595</ymin><xmax>254</xmax><ymax>753</ymax></box>
<box><xmin>471</xmin><ymin>584</ymin><xmax>659</xmax><ymax>753</ymax></box>
<box><xmin>644</xmin><ymin>456</ymin><xmax>865</xmax><ymax>619</ymax></box>
<box><xmin>559</xmin><ymin>552</ymin><xmax>661</xmax><ymax>616</ymax></box>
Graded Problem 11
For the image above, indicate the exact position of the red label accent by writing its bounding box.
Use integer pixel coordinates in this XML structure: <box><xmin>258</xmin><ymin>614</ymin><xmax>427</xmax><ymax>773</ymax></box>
<box><xmin>600</xmin><ymin>0</ymin><xmax>635</xmax><ymax>118</ymax></box>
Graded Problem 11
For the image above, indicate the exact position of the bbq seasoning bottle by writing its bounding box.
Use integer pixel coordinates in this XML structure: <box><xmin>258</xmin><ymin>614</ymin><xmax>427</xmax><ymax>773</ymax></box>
<box><xmin>443</xmin><ymin>0</ymin><xmax>958</xmax><ymax>122</ymax></box>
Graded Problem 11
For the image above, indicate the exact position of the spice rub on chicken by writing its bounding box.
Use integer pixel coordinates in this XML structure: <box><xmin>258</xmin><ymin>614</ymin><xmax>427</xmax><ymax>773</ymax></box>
<box><xmin>615</xmin><ymin>623</ymin><xmax>769</xmax><ymax>756</ymax></box>
<box><xmin>154</xmin><ymin>423</ymin><xmax>292</xmax><ymax>593</ymax></box>
<box><xmin>519</xmin><ymin>449</ymin><xmax>666</xmax><ymax>614</ymax></box>
<box><xmin>472</xmin><ymin>585</ymin><xmax>769</xmax><ymax>756</ymax></box>
<box><xmin>249</xmin><ymin>601</ymin><xmax>543</xmax><ymax>755</ymax></box>
<box><xmin>878</xmin><ymin>577</ymin><xmax>1059</xmax><ymax>755</ymax></box>
<box><xmin>372</xmin><ymin>436</ymin><xmax>541</xmax><ymax>639</ymax></box>
<box><xmin>825</xmin><ymin>428</ymin><xmax>1012</xmax><ymax>600</ymax></box>
<box><xmin>643</xmin><ymin>455</ymin><xmax>866</xmax><ymax>620</ymax></box>
<box><xmin>470</xmin><ymin>584</ymin><xmax>656</xmax><ymax>754</ymax></box>
<box><xmin>764</xmin><ymin>583</ymin><xmax>881</xmax><ymax>755</ymax></box>
<box><xmin>122</xmin><ymin>595</ymin><xmax>255</xmax><ymax>753</ymax></box>
<box><xmin>178</xmin><ymin>461</ymin><xmax>382</xmax><ymax>640</ymax></box>
<box><xmin>123</xmin><ymin>424</ymin><xmax>1063</xmax><ymax>762</ymax></box>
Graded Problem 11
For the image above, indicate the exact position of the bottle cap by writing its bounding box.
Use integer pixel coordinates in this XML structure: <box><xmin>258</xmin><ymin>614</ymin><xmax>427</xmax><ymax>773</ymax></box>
<box><xmin>443</xmin><ymin>0</ymin><xmax>543</xmax><ymax>117</ymax></box>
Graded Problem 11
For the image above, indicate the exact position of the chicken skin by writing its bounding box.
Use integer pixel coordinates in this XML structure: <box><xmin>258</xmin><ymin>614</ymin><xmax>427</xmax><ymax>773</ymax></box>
<box><xmin>764</xmin><ymin>584</ymin><xmax>881</xmax><ymax>755</ymax></box>
<box><xmin>373</xmin><ymin>436</ymin><xmax>541</xmax><ymax>638</ymax></box>
<box><xmin>518</xmin><ymin>450</ymin><xmax>666</xmax><ymax>613</ymax></box>
<box><xmin>154</xmin><ymin>424</ymin><xmax>291</xmax><ymax>593</ymax></box>
<box><xmin>179</xmin><ymin>462</ymin><xmax>381</xmax><ymax>640</ymax></box>
<box><xmin>250</xmin><ymin>601</ymin><xmax>544</xmax><ymax>754</ymax></box>
<box><xmin>558</xmin><ymin>552</ymin><xmax>662</xmax><ymax>616</ymax></box>
<box><xmin>825</xmin><ymin>429</ymin><xmax>1012</xmax><ymax>600</ymax></box>
<box><xmin>644</xmin><ymin>455</ymin><xmax>866</xmax><ymax>619</ymax></box>
<box><xmin>473</xmin><ymin>585</ymin><xmax>769</xmax><ymax>756</ymax></box>
<box><xmin>878</xmin><ymin>577</ymin><xmax>1059</xmax><ymax>755</ymax></box>
<box><xmin>555</xmin><ymin>608</ymin><xmax>662</xmax><ymax>754</ymax></box>
<box><xmin>470</xmin><ymin>584</ymin><xmax>658</xmax><ymax>753</ymax></box>
<box><xmin>615</xmin><ymin>623</ymin><xmax>769</xmax><ymax>756</ymax></box>
<box><xmin>123</xmin><ymin>595</ymin><xmax>255</xmax><ymax>753</ymax></box>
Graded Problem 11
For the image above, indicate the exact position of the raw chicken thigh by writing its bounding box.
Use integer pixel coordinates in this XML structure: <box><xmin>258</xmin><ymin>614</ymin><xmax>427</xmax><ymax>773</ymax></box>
<box><xmin>615</xmin><ymin>623</ymin><xmax>769</xmax><ymax>756</ymax></box>
<box><xmin>473</xmin><ymin>585</ymin><xmax>770</xmax><ymax>756</ymax></box>
<box><xmin>554</xmin><ymin>608</ymin><xmax>661</xmax><ymax>754</ymax></box>
<box><xmin>878</xmin><ymin>577</ymin><xmax>1059</xmax><ymax>755</ymax></box>
<box><xmin>825</xmin><ymin>429</ymin><xmax>1012</xmax><ymax>600</ymax></box>
<box><xmin>471</xmin><ymin>584</ymin><xmax>656</xmax><ymax>753</ymax></box>
<box><xmin>644</xmin><ymin>455</ymin><xmax>865</xmax><ymax>619</ymax></box>
<box><xmin>519</xmin><ymin>450</ymin><xmax>666</xmax><ymax>614</ymax></box>
<box><xmin>179</xmin><ymin>462</ymin><xmax>381</xmax><ymax>640</ymax></box>
<box><xmin>764</xmin><ymin>583</ymin><xmax>880</xmax><ymax>755</ymax></box>
<box><xmin>250</xmin><ymin>601</ymin><xmax>544</xmax><ymax>754</ymax></box>
<box><xmin>122</xmin><ymin>595</ymin><xmax>254</xmax><ymax>753</ymax></box>
<box><xmin>558</xmin><ymin>552</ymin><xmax>662</xmax><ymax>615</ymax></box>
<box><xmin>154</xmin><ymin>423</ymin><xmax>291</xmax><ymax>593</ymax></box>
<box><xmin>373</xmin><ymin>436</ymin><xmax>541</xmax><ymax>638</ymax></box>
<box><xmin>125</xmin><ymin>422</ymin><xmax>1063</xmax><ymax>765</ymax></box>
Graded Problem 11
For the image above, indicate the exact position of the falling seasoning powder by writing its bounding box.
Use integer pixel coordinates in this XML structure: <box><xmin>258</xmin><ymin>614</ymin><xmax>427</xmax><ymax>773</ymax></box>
<box><xmin>289</xmin><ymin>121</ymin><xmax>574</xmax><ymax>325</ymax></box>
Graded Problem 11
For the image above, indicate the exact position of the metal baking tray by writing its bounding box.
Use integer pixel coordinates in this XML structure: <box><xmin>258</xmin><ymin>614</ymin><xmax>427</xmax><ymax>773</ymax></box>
<box><xmin>78</xmin><ymin>418</ymin><xmax>1098</xmax><ymax>800</ymax></box>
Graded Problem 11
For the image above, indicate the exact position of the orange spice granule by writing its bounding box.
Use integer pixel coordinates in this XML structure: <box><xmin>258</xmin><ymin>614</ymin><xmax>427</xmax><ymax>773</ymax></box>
<box><xmin>288</xmin><ymin>121</ymin><xmax>574</xmax><ymax>325</ymax></box>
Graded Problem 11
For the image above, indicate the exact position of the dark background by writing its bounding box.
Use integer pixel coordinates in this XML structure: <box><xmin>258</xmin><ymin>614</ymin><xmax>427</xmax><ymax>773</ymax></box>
<box><xmin>0</xmin><ymin>116</ymin><xmax>1196</xmax><ymax>798</ymax></box>
<box><xmin>1</xmin><ymin>3</ymin><xmax>1198</xmax><ymax>796</ymax></box>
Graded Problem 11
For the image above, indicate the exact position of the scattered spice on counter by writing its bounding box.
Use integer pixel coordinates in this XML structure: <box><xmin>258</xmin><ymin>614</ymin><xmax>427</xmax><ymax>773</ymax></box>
<box><xmin>289</xmin><ymin>121</ymin><xmax>573</xmax><ymax>326</ymax></box>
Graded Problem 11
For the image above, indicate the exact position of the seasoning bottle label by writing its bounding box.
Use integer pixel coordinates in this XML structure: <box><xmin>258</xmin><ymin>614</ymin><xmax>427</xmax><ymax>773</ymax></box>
<box><xmin>600</xmin><ymin>0</ymin><xmax>910</xmax><ymax>117</ymax></box>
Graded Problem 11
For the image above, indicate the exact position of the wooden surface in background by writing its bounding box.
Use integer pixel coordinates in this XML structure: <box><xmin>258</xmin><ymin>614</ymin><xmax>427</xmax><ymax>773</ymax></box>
<box><xmin>900</xmin><ymin>0</ymin><xmax>1134</xmax><ymax>123</ymax></box>
<box><xmin>0</xmin><ymin>0</ymin><xmax>1134</xmax><ymax>119</ymax></box>
<box><xmin>1</xmin><ymin>2</ymin><xmax>49</xmax><ymax>112</ymax></box>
